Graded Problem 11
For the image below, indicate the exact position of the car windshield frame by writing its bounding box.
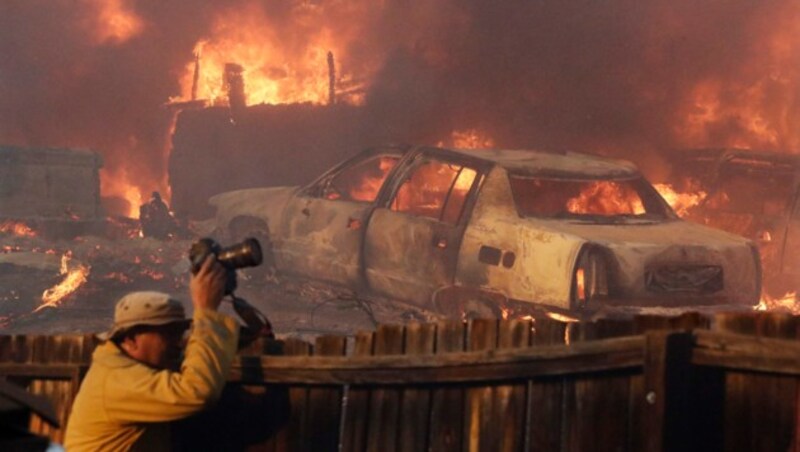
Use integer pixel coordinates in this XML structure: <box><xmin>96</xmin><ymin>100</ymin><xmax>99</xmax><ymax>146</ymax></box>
<box><xmin>507</xmin><ymin>173</ymin><xmax>677</xmax><ymax>224</ymax></box>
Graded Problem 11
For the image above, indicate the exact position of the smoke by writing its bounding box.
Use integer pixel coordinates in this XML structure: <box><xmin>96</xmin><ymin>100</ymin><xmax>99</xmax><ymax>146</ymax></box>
<box><xmin>1</xmin><ymin>0</ymin><xmax>798</xmax><ymax>204</ymax></box>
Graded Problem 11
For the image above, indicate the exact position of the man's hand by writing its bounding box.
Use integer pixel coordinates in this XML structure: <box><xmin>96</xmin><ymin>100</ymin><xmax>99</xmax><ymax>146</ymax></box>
<box><xmin>190</xmin><ymin>255</ymin><xmax>226</xmax><ymax>311</ymax></box>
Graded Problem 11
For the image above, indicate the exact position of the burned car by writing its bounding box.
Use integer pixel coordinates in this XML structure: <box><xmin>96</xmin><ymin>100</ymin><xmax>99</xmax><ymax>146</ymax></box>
<box><xmin>672</xmin><ymin>148</ymin><xmax>800</xmax><ymax>296</ymax></box>
<box><xmin>209</xmin><ymin>145</ymin><xmax>760</xmax><ymax>316</ymax></box>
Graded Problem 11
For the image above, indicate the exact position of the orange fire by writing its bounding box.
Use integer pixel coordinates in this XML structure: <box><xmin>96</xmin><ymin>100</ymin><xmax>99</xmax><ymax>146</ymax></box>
<box><xmin>0</xmin><ymin>221</ymin><xmax>36</xmax><ymax>237</ymax></box>
<box><xmin>653</xmin><ymin>183</ymin><xmax>707</xmax><ymax>217</ymax></box>
<box><xmin>567</xmin><ymin>182</ymin><xmax>645</xmax><ymax>215</ymax></box>
<box><xmin>101</xmin><ymin>168</ymin><xmax>144</xmax><ymax>218</ymax></box>
<box><xmin>348</xmin><ymin>157</ymin><xmax>399</xmax><ymax>202</ymax></box>
<box><xmin>754</xmin><ymin>291</ymin><xmax>799</xmax><ymax>314</ymax></box>
<box><xmin>37</xmin><ymin>252</ymin><xmax>90</xmax><ymax>312</ymax></box>
<box><xmin>174</xmin><ymin>4</ymin><xmax>370</xmax><ymax>107</ymax></box>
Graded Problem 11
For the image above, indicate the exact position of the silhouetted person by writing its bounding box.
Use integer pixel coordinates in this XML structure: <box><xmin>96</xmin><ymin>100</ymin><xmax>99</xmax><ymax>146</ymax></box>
<box><xmin>140</xmin><ymin>191</ymin><xmax>178</xmax><ymax>239</ymax></box>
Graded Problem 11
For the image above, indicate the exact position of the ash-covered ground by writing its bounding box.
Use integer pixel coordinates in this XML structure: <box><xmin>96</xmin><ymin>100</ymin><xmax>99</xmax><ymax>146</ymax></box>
<box><xmin>0</xmin><ymin>227</ymin><xmax>439</xmax><ymax>342</ymax></box>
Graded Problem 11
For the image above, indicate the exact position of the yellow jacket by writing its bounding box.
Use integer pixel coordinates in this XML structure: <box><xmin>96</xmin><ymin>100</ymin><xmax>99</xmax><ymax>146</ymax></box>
<box><xmin>64</xmin><ymin>309</ymin><xmax>239</xmax><ymax>451</ymax></box>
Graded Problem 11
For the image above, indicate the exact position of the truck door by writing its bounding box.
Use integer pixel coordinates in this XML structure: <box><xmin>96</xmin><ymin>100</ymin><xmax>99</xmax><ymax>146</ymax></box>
<box><xmin>280</xmin><ymin>151</ymin><xmax>400</xmax><ymax>287</ymax></box>
<box><xmin>363</xmin><ymin>153</ymin><xmax>484</xmax><ymax>307</ymax></box>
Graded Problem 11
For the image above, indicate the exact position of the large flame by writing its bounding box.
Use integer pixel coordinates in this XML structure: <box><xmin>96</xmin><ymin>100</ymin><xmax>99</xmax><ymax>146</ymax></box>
<box><xmin>653</xmin><ymin>183</ymin><xmax>707</xmax><ymax>217</ymax></box>
<box><xmin>567</xmin><ymin>182</ymin><xmax>645</xmax><ymax>215</ymax></box>
<box><xmin>38</xmin><ymin>252</ymin><xmax>90</xmax><ymax>311</ymax></box>
<box><xmin>174</xmin><ymin>3</ymin><xmax>370</xmax><ymax>107</ymax></box>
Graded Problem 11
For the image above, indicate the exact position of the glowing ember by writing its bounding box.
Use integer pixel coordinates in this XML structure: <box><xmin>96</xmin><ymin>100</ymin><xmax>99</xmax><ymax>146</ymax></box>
<box><xmin>754</xmin><ymin>292</ymin><xmax>798</xmax><ymax>314</ymax></box>
<box><xmin>0</xmin><ymin>221</ymin><xmax>36</xmax><ymax>237</ymax></box>
<box><xmin>653</xmin><ymin>183</ymin><xmax>707</xmax><ymax>217</ymax></box>
<box><xmin>38</xmin><ymin>252</ymin><xmax>90</xmax><ymax>311</ymax></box>
<box><xmin>545</xmin><ymin>311</ymin><xmax>579</xmax><ymax>323</ymax></box>
<box><xmin>567</xmin><ymin>182</ymin><xmax>645</xmax><ymax>215</ymax></box>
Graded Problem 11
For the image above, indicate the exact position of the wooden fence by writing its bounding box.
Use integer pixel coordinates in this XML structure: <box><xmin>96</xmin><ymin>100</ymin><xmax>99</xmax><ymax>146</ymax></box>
<box><xmin>1</xmin><ymin>312</ymin><xmax>799</xmax><ymax>451</ymax></box>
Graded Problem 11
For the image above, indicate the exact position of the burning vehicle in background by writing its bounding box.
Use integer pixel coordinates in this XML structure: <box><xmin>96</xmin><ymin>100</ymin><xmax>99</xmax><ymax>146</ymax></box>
<box><xmin>670</xmin><ymin>148</ymin><xmax>800</xmax><ymax>296</ymax></box>
<box><xmin>208</xmin><ymin>145</ymin><xmax>760</xmax><ymax>317</ymax></box>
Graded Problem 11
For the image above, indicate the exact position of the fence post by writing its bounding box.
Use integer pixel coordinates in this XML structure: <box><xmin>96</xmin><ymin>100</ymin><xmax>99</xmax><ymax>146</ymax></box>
<box><xmin>641</xmin><ymin>331</ymin><xmax>694</xmax><ymax>451</ymax></box>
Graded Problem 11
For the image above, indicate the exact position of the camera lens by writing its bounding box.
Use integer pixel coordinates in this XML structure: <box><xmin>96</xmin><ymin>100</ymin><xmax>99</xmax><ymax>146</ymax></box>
<box><xmin>216</xmin><ymin>238</ymin><xmax>263</xmax><ymax>270</ymax></box>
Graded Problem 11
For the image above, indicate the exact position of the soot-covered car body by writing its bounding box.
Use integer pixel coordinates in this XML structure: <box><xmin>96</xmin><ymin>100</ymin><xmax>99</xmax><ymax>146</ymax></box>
<box><xmin>672</xmin><ymin>148</ymin><xmax>800</xmax><ymax>295</ymax></box>
<box><xmin>210</xmin><ymin>145</ymin><xmax>760</xmax><ymax>315</ymax></box>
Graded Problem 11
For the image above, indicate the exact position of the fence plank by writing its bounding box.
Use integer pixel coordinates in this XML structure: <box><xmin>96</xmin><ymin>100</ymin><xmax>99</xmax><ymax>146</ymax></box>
<box><xmin>496</xmin><ymin>319</ymin><xmax>531</xmax><ymax>452</ymax></box>
<box><xmin>340</xmin><ymin>331</ymin><xmax>374</xmax><ymax>452</ymax></box>
<box><xmin>428</xmin><ymin>319</ymin><xmax>466</xmax><ymax>451</ymax></box>
<box><xmin>365</xmin><ymin>324</ymin><xmax>405</xmax><ymax>452</ymax></box>
<box><xmin>398</xmin><ymin>322</ymin><xmax>436</xmax><ymax>452</ymax></box>
<box><xmin>278</xmin><ymin>338</ymin><xmax>312</xmax><ymax>452</ymax></box>
<box><xmin>465</xmin><ymin>318</ymin><xmax>499</xmax><ymax>452</ymax></box>
<box><xmin>527</xmin><ymin>317</ymin><xmax>568</xmax><ymax>451</ymax></box>
<box><xmin>308</xmin><ymin>335</ymin><xmax>347</xmax><ymax>451</ymax></box>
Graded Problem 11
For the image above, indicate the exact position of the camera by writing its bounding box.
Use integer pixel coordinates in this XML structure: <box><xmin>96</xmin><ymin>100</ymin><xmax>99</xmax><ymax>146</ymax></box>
<box><xmin>189</xmin><ymin>237</ymin><xmax>263</xmax><ymax>294</ymax></box>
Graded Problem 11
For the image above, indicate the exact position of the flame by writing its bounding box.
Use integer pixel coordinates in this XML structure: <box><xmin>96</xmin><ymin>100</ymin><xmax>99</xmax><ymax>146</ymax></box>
<box><xmin>87</xmin><ymin>0</ymin><xmax>143</xmax><ymax>44</ymax></box>
<box><xmin>101</xmin><ymin>168</ymin><xmax>144</xmax><ymax>218</ymax></box>
<box><xmin>392</xmin><ymin>164</ymin><xmax>477</xmax><ymax>214</ymax></box>
<box><xmin>38</xmin><ymin>252</ymin><xmax>90</xmax><ymax>311</ymax></box>
<box><xmin>0</xmin><ymin>221</ymin><xmax>36</xmax><ymax>237</ymax></box>
<box><xmin>653</xmin><ymin>183</ymin><xmax>707</xmax><ymax>217</ymax></box>
<box><xmin>754</xmin><ymin>291</ymin><xmax>798</xmax><ymax>314</ymax></box>
<box><xmin>567</xmin><ymin>181</ymin><xmax>645</xmax><ymax>215</ymax></box>
<box><xmin>575</xmin><ymin>268</ymin><xmax>586</xmax><ymax>302</ymax></box>
<box><xmin>175</xmin><ymin>4</ymin><xmax>369</xmax><ymax>106</ymax></box>
<box><xmin>347</xmin><ymin>157</ymin><xmax>399</xmax><ymax>202</ymax></box>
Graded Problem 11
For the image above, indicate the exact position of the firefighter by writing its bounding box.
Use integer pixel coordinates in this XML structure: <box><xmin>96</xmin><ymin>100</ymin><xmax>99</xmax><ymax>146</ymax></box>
<box><xmin>139</xmin><ymin>191</ymin><xmax>178</xmax><ymax>239</ymax></box>
<box><xmin>64</xmin><ymin>256</ymin><xmax>238</xmax><ymax>451</ymax></box>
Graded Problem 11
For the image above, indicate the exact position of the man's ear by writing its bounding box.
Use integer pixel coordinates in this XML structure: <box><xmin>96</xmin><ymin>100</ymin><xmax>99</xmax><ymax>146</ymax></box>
<box><xmin>120</xmin><ymin>335</ymin><xmax>138</xmax><ymax>353</ymax></box>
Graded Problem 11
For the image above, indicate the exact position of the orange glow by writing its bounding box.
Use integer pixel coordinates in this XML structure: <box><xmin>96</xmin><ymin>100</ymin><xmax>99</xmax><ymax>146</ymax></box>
<box><xmin>0</xmin><ymin>221</ymin><xmax>36</xmax><ymax>237</ymax></box>
<box><xmin>38</xmin><ymin>252</ymin><xmax>90</xmax><ymax>311</ymax></box>
<box><xmin>575</xmin><ymin>268</ymin><xmax>586</xmax><ymax>302</ymax></box>
<box><xmin>545</xmin><ymin>311</ymin><xmax>579</xmax><ymax>323</ymax></box>
<box><xmin>348</xmin><ymin>157</ymin><xmax>399</xmax><ymax>202</ymax></box>
<box><xmin>440</xmin><ymin>129</ymin><xmax>496</xmax><ymax>149</ymax></box>
<box><xmin>101</xmin><ymin>169</ymin><xmax>143</xmax><ymax>218</ymax></box>
<box><xmin>754</xmin><ymin>292</ymin><xmax>798</xmax><ymax>314</ymax></box>
<box><xmin>174</xmin><ymin>4</ymin><xmax>370</xmax><ymax>107</ymax></box>
<box><xmin>567</xmin><ymin>182</ymin><xmax>645</xmax><ymax>215</ymax></box>
<box><xmin>653</xmin><ymin>183</ymin><xmax>707</xmax><ymax>217</ymax></box>
<box><xmin>88</xmin><ymin>0</ymin><xmax>143</xmax><ymax>44</ymax></box>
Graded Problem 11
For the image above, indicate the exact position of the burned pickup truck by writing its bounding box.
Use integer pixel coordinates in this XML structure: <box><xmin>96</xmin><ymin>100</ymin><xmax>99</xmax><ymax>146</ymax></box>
<box><xmin>209</xmin><ymin>145</ymin><xmax>760</xmax><ymax>316</ymax></box>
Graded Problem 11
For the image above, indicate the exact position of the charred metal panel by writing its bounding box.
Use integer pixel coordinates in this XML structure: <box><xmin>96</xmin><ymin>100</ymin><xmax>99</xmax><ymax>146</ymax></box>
<box><xmin>278</xmin><ymin>195</ymin><xmax>368</xmax><ymax>287</ymax></box>
<box><xmin>364</xmin><ymin>208</ymin><xmax>462</xmax><ymax>306</ymax></box>
<box><xmin>556</xmin><ymin>222</ymin><xmax>759</xmax><ymax>306</ymax></box>
<box><xmin>455</xmin><ymin>167</ymin><xmax>583</xmax><ymax>310</ymax></box>
<box><xmin>0</xmin><ymin>146</ymin><xmax>102</xmax><ymax>220</ymax></box>
<box><xmin>209</xmin><ymin>186</ymin><xmax>296</xmax><ymax>243</ymax></box>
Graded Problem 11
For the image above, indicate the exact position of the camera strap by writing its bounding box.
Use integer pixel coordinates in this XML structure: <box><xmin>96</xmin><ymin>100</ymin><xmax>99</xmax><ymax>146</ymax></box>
<box><xmin>229</xmin><ymin>296</ymin><xmax>274</xmax><ymax>342</ymax></box>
